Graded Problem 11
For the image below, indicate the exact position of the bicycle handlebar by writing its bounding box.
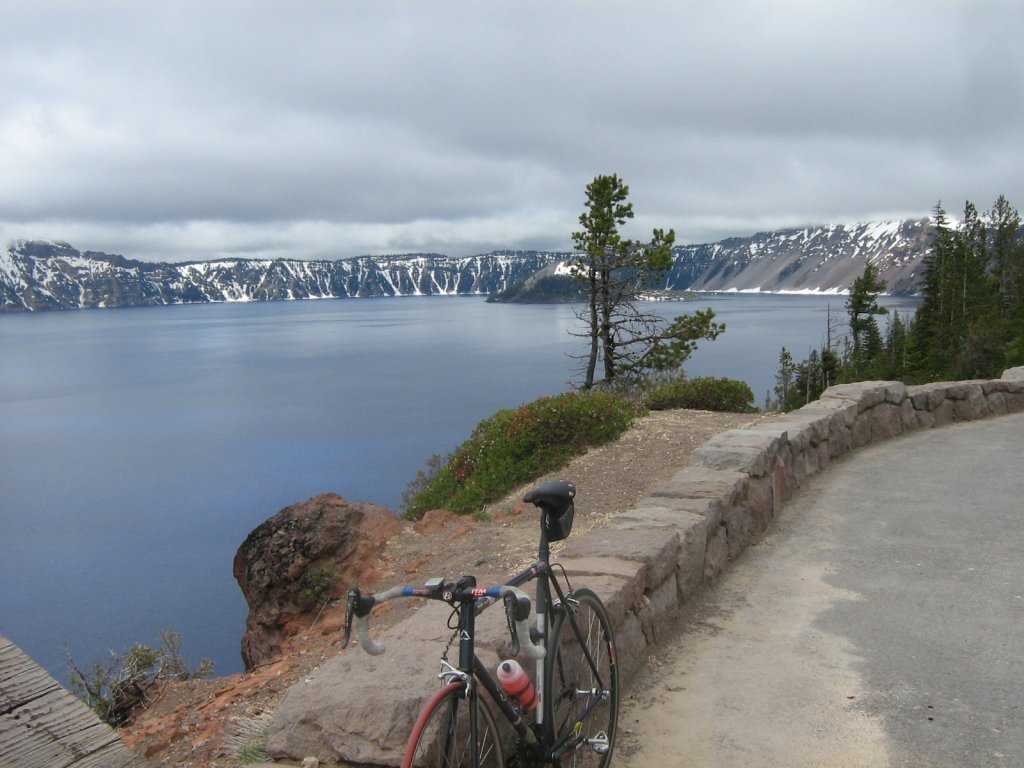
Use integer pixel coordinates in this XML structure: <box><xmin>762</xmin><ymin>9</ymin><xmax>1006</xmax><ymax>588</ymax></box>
<box><xmin>342</xmin><ymin>580</ymin><xmax>545</xmax><ymax>660</ymax></box>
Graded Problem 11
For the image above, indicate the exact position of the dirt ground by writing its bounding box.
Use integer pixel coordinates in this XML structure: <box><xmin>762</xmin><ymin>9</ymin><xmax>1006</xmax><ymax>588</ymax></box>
<box><xmin>121</xmin><ymin>408</ymin><xmax>766</xmax><ymax>766</ymax></box>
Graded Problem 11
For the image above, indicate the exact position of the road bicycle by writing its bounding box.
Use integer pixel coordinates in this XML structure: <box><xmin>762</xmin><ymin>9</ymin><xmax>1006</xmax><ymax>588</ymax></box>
<box><xmin>342</xmin><ymin>479</ymin><xmax>619</xmax><ymax>767</ymax></box>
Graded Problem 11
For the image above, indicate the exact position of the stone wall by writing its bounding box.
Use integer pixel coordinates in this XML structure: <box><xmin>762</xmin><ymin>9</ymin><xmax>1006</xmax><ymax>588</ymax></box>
<box><xmin>267</xmin><ymin>369</ymin><xmax>1024</xmax><ymax>765</ymax></box>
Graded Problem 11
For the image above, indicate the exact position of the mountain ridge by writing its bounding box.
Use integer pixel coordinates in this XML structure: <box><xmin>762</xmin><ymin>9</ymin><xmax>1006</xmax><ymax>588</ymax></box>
<box><xmin>1</xmin><ymin>219</ymin><xmax>932</xmax><ymax>312</ymax></box>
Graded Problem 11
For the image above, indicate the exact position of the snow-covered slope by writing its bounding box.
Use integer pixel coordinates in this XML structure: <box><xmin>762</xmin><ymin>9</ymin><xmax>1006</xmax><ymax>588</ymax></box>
<box><xmin>0</xmin><ymin>242</ymin><xmax>560</xmax><ymax>312</ymax></box>
<box><xmin>1</xmin><ymin>219</ymin><xmax>933</xmax><ymax>312</ymax></box>
<box><xmin>666</xmin><ymin>219</ymin><xmax>930</xmax><ymax>295</ymax></box>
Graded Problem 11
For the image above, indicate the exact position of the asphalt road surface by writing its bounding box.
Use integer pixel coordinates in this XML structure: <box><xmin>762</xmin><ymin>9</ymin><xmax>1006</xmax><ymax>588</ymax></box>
<box><xmin>618</xmin><ymin>412</ymin><xmax>1024</xmax><ymax>768</ymax></box>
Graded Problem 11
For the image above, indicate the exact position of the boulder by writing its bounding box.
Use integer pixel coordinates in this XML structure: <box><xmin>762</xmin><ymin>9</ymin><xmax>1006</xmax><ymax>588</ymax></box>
<box><xmin>233</xmin><ymin>493</ymin><xmax>402</xmax><ymax>670</ymax></box>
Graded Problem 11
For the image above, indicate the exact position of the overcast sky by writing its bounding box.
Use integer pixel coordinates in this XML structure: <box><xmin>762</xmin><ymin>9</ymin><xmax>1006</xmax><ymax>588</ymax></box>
<box><xmin>2</xmin><ymin>1</ymin><xmax>1022</xmax><ymax>263</ymax></box>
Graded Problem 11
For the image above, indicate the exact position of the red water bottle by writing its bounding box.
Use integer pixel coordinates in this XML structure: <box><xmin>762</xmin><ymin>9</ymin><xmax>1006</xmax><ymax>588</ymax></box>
<box><xmin>497</xmin><ymin>659</ymin><xmax>537</xmax><ymax>712</ymax></box>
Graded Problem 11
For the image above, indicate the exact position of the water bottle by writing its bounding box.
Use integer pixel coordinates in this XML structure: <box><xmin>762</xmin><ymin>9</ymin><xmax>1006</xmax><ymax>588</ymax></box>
<box><xmin>497</xmin><ymin>659</ymin><xmax>537</xmax><ymax>712</ymax></box>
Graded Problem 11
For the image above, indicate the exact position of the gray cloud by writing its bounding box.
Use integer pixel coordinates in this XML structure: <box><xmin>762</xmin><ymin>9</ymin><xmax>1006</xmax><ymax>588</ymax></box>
<box><xmin>2</xmin><ymin>0</ymin><xmax>1021</xmax><ymax>262</ymax></box>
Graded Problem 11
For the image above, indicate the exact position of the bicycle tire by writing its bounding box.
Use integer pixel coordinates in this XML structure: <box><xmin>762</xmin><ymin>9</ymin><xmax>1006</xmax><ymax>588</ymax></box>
<box><xmin>544</xmin><ymin>588</ymin><xmax>619</xmax><ymax>767</ymax></box>
<box><xmin>402</xmin><ymin>680</ymin><xmax>506</xmax><ymax>768</ymax></box>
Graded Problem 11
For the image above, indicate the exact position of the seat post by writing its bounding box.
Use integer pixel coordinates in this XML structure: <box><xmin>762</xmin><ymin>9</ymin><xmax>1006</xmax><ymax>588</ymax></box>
<box><xmin>538</xmin><ymin>509</ymin><xmax>551</xmax><ymax>565</ymax></box>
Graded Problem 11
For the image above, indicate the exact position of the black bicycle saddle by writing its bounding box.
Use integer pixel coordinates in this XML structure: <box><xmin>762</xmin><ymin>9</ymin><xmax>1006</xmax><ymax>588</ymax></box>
<box><xmin>523</xmin><ymin>479</ymin><xmax>576</xmax><ymax>515</ymax></box>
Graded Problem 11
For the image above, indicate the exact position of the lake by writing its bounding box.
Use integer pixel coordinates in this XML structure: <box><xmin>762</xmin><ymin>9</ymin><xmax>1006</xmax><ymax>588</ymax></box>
<box><xmin>0</xmin><ymin>293</ymin><xmax>919</xmax><ymax>682</ymax></box>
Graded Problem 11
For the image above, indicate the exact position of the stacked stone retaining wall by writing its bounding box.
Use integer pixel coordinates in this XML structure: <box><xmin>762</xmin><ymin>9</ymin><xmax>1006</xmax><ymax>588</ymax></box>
<box><xmin>267</xmin><ymin>368</ymin><xmax>1024</xmax><ymax>765</ymax></box>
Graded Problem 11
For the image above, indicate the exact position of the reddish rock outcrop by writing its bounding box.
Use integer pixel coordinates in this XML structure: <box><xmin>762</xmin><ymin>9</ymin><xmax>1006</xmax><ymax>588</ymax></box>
<box><xmin>233</xmin><ymin>493</ymin><xmax>401</xmax><ymax>670</ymax></box>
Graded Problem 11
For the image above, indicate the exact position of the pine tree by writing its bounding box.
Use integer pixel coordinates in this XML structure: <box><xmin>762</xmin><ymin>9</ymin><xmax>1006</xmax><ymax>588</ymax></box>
<box><xmin>883</xmin><ymin>310</ymin><xmax>910</xmax><ymax>380</ymax></box>
<box><xmin>846</xmin><ymin>262</ymin><xmax>888</xmax><ymax>377</ymax></box>
<box><xmin>986</xmin><ymin>195</ymin><xmax>1024</xmax><ymax>361</ymax></box>
<box><xmin>569</xmin><ymin>174</ymin><xmax>722</xmax><ymax>387</ymax></box>
<box><xmin>769</xmin><ymin>347</ymin><xmax>797</xmax><ymax>410</ymax></box>
<box><xmin>910</xmin><ymin>196</ymin><xmax>1019</xmax><ymax>380</ymax></box>
<box><xmin>909</xmin><ymin>202</ymin><xmax>954</xmax><ymax>380</ymax></box>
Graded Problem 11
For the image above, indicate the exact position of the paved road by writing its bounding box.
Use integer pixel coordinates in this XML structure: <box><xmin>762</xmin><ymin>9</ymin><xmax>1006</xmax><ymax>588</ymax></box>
<box><xmin>618</xmin><ymin>412</ymin><xmax>1024</xmax><ymax>768</ymax></box>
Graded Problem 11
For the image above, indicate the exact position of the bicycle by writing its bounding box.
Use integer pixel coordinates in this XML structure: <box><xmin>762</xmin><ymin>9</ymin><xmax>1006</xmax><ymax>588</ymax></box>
<box><xmin>342</xmin><ymin>479</ymin><xmax>619</xmax><ymax>768</ymax></box>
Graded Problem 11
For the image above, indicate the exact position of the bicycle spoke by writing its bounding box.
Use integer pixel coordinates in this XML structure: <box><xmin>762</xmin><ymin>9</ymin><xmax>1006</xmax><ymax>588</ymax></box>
<box><xmin>544</xmin><ymin>589</ymin><xmax>619</xmax><ymax>768</ymax></box>
<box><xmin>403</xmin><ymin>683</ymin><xmax>505</xmax><ymax>768</ymax></box>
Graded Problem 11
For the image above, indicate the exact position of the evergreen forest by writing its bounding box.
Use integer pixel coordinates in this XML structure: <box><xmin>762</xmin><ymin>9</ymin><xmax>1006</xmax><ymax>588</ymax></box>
<box><xmin>770</xmin><ymin>195</ymin><xmax>1024</xmax><ymax>410</ymax></box>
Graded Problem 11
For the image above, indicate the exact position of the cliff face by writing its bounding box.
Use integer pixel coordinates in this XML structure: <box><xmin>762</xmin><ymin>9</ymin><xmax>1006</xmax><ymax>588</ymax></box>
<box><xmin>666</xmin><ymin>219</ymin><xmax>930</xmax><ymax>295</ymax></box>
<box><xmin>0</xmin><ymin>242</ymin><xmax>560</xmax><ymax>312</ymax></box>
<box><xmin>1</xmin><ymin>219</ymin><xmax>933</xmax><ymax>312</ymax></box>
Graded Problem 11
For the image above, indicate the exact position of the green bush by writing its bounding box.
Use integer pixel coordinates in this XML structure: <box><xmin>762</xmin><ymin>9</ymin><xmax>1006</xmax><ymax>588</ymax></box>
<box><xmin>645</xmin><ymin>376</ymin><xmax>756</xmax><ymax>413</ymax></box>
<box><xmin>404</xmin><ymin>390</ymin><xmax>639</xmax><ymax>518</ymax></box>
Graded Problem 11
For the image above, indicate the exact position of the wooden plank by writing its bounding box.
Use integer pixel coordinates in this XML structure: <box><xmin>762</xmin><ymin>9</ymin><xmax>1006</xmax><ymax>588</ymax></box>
<box><xmin>0</xmin><ymin>634</ymin><xmax>153</xmax><ymax>767</ymax></box>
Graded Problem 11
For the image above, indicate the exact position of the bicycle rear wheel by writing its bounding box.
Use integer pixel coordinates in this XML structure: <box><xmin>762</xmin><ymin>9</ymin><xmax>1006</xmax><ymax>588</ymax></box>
<box><xmin>402</xmin><ymin>681</ymin><xmax>506</xmax><ymax>768</ymax></box>
<box><xmin>544</xmin><ymin>588</ymin><xmax>619</xmax><ymax>767</ymax></box>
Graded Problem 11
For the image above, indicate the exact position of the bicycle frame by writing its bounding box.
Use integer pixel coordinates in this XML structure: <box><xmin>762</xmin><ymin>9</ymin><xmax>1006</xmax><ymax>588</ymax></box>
<box><xmin>456</xmin><ymin>510</ymin><xmax>611</xmax><ymax>765</ymax></box>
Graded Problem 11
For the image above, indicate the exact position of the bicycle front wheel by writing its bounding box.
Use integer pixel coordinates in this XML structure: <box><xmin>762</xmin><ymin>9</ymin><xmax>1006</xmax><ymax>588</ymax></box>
<box><xmin>544</xmin><ymin>588</ymin><xmax>619</xmax><ymax>767</ymax></box>
<box><xmin>402</xmin><ymin>681</ymin><xmax>506</xmax><ymax>768</ymax></box>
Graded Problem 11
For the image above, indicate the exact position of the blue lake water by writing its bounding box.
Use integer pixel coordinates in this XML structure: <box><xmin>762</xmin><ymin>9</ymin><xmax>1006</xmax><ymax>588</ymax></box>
<box><xmin>0</xmin><ymin>293</ymin><xmax>918</xmax><ymax>682</ymax></box>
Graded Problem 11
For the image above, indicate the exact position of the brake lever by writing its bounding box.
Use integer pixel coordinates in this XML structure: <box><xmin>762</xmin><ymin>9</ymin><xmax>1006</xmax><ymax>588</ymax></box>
<box><xmin>341</xmin><ymin>585</ymin><xmax>360</xmax><ymax>649</ymax></box>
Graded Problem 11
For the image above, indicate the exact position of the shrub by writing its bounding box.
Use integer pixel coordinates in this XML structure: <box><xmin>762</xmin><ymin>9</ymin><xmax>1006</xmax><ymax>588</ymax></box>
<box><xmin>299</xmin><ymin>564</ymin><xmax>336</xmax><ymax>605</ymax></box>
<box><xmin>68</xmin><ymin>629</ymin><xmax>214</xmax><ymax>726</ymax></box>
<box><xmin>404</xmin><ymin>390</ymin><xmax>639</xmax><ymax>518</ymax></box>
<box><xmin>645</xmin><ymin>376</ymin><xmax>756</xmax><ymax>413</ymax></box>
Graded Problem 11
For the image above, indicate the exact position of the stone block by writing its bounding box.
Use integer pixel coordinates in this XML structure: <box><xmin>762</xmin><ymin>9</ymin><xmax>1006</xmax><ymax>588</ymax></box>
<box><xmin>675</xmin><ymin>512</ymin><xmax>708</xmax><ymax>604</ymax></box>
<box><xmin>772</xmin><ymin>448</ymin><xmax>797</xmax><ymax>502</ymax></box>
<box><xmin>559</xmin><ymin>527</ymin><xmax>680</xmax><ymax>596</ymax></box>
<box><xmin>805</xmin><ymin>397</ymin><xmax>859</xmax><ymax>428</ymax></box>
<box><xmin>550</xmin><ymin>572</ymin><xmax>636</xmax><ymax>632</ymax></box>
<box><xmin>615</xmin><ymin>612</ymin><xmax>647</xmax><ymax>683</ymax></box>
<box><xmin>267</xmin><ymin>602</ymin><xmax>467</xmax><ymax>765</ymax></box>
<box><xmin>851</xmin><ymin>414</ymin><xmax>873</xmax><ymax>448</ymax></box>
<box><xmin>820</xmin><ymin>381</ymin><xmax>893</xmax><ymax>411</ymax></box>
<box><xmin>1002</xmin><ymin>365</ymin><xmax>1024</xmax><ymax>380</ymax></box>
<box><xmin>966</xmin><ymin>383</ymin><xmax>989</xmax><ymax>419</ymax></box>
<box><xmin>689</xmin><ymin>444</ymin><xmax>770</xmax><ymax>477</ymax></box>
<box><xmin>653</xmin><ymin>466</ymin><xmax>748</xmax><ymax>509</ymax></box>
<box><xmin>869</xmin><ymin>403</ymin><xmax>903</xmax><ymax>441</ymax></box>
<box><xmin>634</xmin><ymin>495</ymin><xmax>725</xmax><ymax>532</ymax></box>
<box><xmin>780</xmin><ymin>410</ymin><xmax>833</xmax><ymax>443</ymax></box>
<box><xmin>697</xmin><ymin>427</ymin><xmax>791</xmax><ymax>476</ymax></box>
<box><xmin>1005</xmin><ymin>392</ymin><xmax>1024</xmax><ymax>413</ymax></box>
<box><xmin>636</xmin><ymin>574</ymin><xmax>680</xmax><ymax>646</ymax></box>
<box><xmin>556</xmin><ymin>555</ymin><xmax>646</xmax><ymax>610</ymax></box>
<box><xmin>720</xmin><ymin>479</ymin><xmax>775</xmax><ymax>559</ymax></box>
<box><xmin>883</xmin><ymin>381</ymin><xmax>908</xmax><ymax>404</ymax></box>
<box><xmin>704</xmin><ymin>520</ymin><xmax>729</xmax><ymax>584</ymax></box>
<box><xmin>942</xmin><ymin>382</ymin><xmax>970</xmax><ymax>400</ymax></box>
<box><xmin>703</xmin><ymin>427</ymin><xmax>789</xmax><ymax>457</ymax></box>
<box><xmin>616</xmin><ymin>506</ymin><xmax>708</xmax><ymax>605</ymax></box>
<box><xmin>815</xmin><ymin>440</ymin><xmax>831</xmax><ymax>472</ymax></box>
<box><xmin>722</xmin><ymin>501</ymin><xmax>758</xmax><ymax>559</ymax></box>
<box><xmin>915</xmin><ymin>408</ymin><xmax>937</xmax><ymax>430</ymax></box>
<box><xmin>933</xmin><ymin>399</ymin><xmax>955</xmax><ymax>426</ymax></box>
<box><xmin>829</xmin><ymin>420</ymin><xmax>853</xmax><ymax>458</ymax></box>
<box><xmin>906</xmin><ymin>384</ymin><xmax>936</xmax><ymax>411</ymax></box>
<box><xmin>744</xmin><ymin>474</ymin><xmax>776</xmax><ymax>534</ymax></box>
<box><xmin>765</xmin><ymin>411</ymin><xmax>830</xmax><ymax>449</ymax></box>
<box><xmin>794</xmin><ymin>444</ymin><xmax>819</xmax><ymax>481</ymax></box>
<box><xmin>900</xmin><ymin>398</ymin><xmax>919</xmax><ymax>432</ymax></box>
<box><xmin>986</xmin><ymin>392</ymin><xmax>1008</xmax><ymax>416</ymax></box>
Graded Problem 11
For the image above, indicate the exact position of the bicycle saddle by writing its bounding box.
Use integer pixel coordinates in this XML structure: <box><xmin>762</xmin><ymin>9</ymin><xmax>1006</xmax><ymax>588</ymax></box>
<box><xmin>523</xmin><ymin>479</ymin><xmax>576</xmax><ymax>515</ymax></box>
<box><xmin>526</xmin><ymin>480</ymin><xmax>576</xmax><ymax>541</ymax></box>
